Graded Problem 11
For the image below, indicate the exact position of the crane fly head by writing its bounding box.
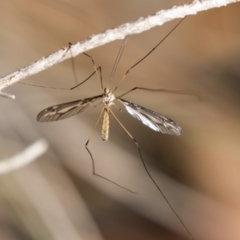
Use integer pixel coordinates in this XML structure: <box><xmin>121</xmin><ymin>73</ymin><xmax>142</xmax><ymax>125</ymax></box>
<box><xmin>103</xmin><ymin>87</ymin><xmax>115</xmax><ymax>106</ymax></box>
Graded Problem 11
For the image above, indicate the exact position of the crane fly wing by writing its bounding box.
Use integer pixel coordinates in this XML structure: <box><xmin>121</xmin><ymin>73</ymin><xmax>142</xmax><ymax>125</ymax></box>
<box><xmin>37</xmin><ymin>94</ymin><xmax>103</xmax><ymax>122</ymax></box>
<box><xmin>119</xmin><ymin>98</ymin><xmax>181</xmax><ymax>136</ymax></box>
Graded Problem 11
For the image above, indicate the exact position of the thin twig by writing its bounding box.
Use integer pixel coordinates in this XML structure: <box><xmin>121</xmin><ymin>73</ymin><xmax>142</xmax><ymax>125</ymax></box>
<box><xmin>0</xmin><ymin>0</ymin><xmax>239</xmax><ymax>96</ymax></box>
<box><xmin>0</xmin><ymin>139</ymin><xmax>48</xmax><ymax>174</ymax></box>
<box><xmin>0</xmin><ymin>91</ymin><xmax>15</xmax><ymax>99</ymax></box>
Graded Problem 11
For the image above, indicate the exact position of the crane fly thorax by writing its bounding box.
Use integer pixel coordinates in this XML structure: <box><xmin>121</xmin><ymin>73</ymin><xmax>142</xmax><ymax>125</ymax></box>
<box><xmin>103</xmin><ymin>87</ymin><xmax>115</xmax><ymax>107</ymax></box>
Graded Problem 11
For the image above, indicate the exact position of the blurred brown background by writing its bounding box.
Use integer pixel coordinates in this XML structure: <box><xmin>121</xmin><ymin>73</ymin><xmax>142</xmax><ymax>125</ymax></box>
<box><xmin>1</xmin><ymin>0</ymin><xmax>240</xmax><ymax>240</ymax></box>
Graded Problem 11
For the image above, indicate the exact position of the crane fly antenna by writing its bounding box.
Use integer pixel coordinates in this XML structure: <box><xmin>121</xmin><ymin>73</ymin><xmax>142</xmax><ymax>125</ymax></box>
<box><xmin>113</xmin><ymin>17</ymin><xmax>186</xmax><ymax>93</ymax></box>
<box><xmin>85</xmin><ymin>108</ymin><xmax>138</xmax><ymax>194</ymax></box>
<box><xmin>108</xmin><ymin>37</ymin><xmax>129</xmax><ymax>86</ymax></box>
<box><xmin>109</xmin><ymin>108</ymin><xmax>195</xmax><ymax>240</ymax></box>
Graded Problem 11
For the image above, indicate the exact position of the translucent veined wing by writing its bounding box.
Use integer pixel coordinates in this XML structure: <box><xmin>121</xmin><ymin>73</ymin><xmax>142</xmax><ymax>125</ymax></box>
<box><xmin>37</xmin><ymin>94</ymin><xmax>103</xmax><ymax>122</ymax></box>
<box><xmin>119</xmin><ymin>98</ymin><xmax>181</xmax><ymax>135</ymax></box>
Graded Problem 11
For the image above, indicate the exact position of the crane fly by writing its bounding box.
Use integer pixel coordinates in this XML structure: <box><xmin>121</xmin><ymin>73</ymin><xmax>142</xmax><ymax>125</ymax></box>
<box><xmin>36</xmin><ymin>18</ymin><xmax>197</xmax><ymax>240</ymax></box>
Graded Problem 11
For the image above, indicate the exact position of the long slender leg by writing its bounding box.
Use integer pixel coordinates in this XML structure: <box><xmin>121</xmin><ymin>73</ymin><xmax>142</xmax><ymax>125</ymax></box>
<box><xmin>70</xmin><ymin>44</ymin><xmax>80</xmax><ymax>89</ymax></box>
<box><xmin>68</xmin><ymin>44</ymin><xmax>103</xmax><ymax>92</ymax></box>
<box><xmin>68</xmin><ymin>43</ymin><xmax>103</xmax><ymax>92</ymax></box>
<box><xmin>20</xmin><ymin>41</ymin><xmax>103</xmax><ymax>92</ymax></box>
<box><xmin>83</xmin><ymin>52</ymin><xmax>104</xmax><ymax>92</ymax></box>
<box><xmin>108</xmin><ymin>37</ymin><xmax>128</xmax><ymax>85</ymax></box>
<box><xmin>109</xmin><ymin>109</ymin><xmax>195</xmax><ymax>240</ymax></box>
<box><xmin>113</xmin><ymin>18</ymin><xmax>185</xmax><ymax>93</ymax></box>
<box><xmin>117</xmin><ymin>87</ymin><xmax>201</xmax><ymax>100</ymax></box>
<box><xmin>85</xmin><ymin>108</ymin><xmax>138</xmax><ymax>194</ymax></box>
<box><xmin>19</xmin><ymin>67</ymin><xmax>101</xmax><ymax>91</ymax></box>
<box><xmin>71</xmin><ymin>66</ymin><xmax>102</xmax><ymax>91</ymax></box>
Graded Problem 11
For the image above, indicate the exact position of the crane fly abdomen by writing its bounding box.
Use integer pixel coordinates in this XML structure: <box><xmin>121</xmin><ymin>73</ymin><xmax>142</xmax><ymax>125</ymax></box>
<box><xmin>102</xmin><ymin>108</ymin><xmax>110</xmax><ymax>141</ymax></box>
